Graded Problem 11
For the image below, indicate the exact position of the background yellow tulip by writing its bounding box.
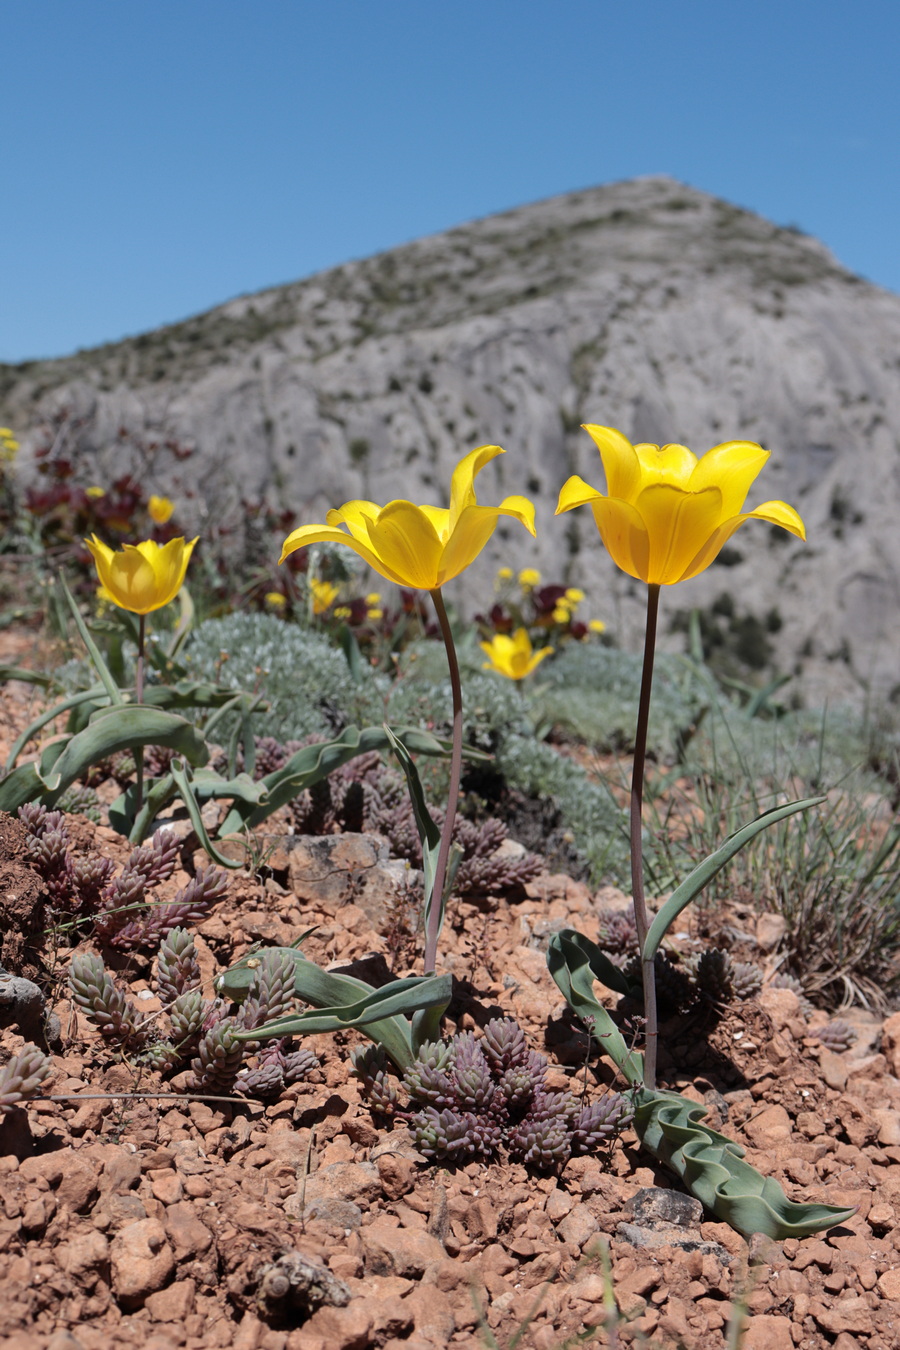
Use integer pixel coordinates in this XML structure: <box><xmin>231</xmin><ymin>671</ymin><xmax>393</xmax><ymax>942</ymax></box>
<box><xmin>557</xmin><ymin>425</ymin><xmax>805</xmax><ymax>586</ymax></box>
<box><xmin>280</xmin><ymin>445</ymin><xmax>535</xmax><ymax>591</ymax></box>
<box><xmin>480</xmin><ymin>628</ymin><xmax>553</xmax><ymax>681</ymax></box>
<box><xmin>84</xmin><ymin>535</ymin><xmax>197</xmax><ymax>615</ymax></box>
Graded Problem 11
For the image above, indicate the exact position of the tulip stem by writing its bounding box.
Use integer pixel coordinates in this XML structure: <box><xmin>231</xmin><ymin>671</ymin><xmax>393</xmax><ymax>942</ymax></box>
<box><xmin>135</xmin><ymin>613</ymin><xmax>145</xmax><ymax>812</ymax></box>
<box><xmin>631</xmin><ymin>582</ymin><xmax>660</xmax><ymax>1090</ymax></box>
<box><xmin>426</xmin><ymin>587</ymin><xmax>463</xmax><ymax>975</ymax></box>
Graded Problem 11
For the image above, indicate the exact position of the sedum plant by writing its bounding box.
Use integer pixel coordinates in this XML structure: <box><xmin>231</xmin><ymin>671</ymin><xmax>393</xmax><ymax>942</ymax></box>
<box><xmin>352</xmin><ymin>1017</ymin><xmax>632</xmax><ymax>1169</ymax></box>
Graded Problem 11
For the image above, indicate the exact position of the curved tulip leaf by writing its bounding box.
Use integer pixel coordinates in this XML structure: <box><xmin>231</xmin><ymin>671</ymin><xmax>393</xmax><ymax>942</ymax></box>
<box><xmin>218</xmin><ymin>723</ymin><xmax>459</xmax><ymax>835</ymax></box>
<box><xmin>643</xmin><ymin>795</ymin><xmax>825</xmax><ymax>962</ymax></box>
<box><xmin>168</xmin><ymin>758</ymin><xmax>245</xmax><ymax>869</ymax></box>
<box><xmin>108</xmin><ymin>773</ymin><xmax>180</xmax><ymax>841</ymax></box>
<box><xmin>548</xmin><ymin>927</ymin><xmax>857</xmax><ymax>1238</ymax></box>
<box><xmin>0</xmin><ymin>666</ymin><xmax>62</xmax><ymax>691</ymax></box>
<box><xmin>0</xmin><ymin>706</ymin><xmax>208</xmax><ymax>813</ymax></box>
<box><xmin>632</xmin><ymin>1089</ymin><xmax>857</xmax><ymax>1239</ymax></box>
<box><xmin>60</xmin><ymin>574</ymin><xmax>123</xmax><ymax>706</ymax></box>
<box><xmin>5</xmin><ymin>686</ymin><xmax>109</xmax><ymax>772</ymax></box>
<box><xmin>219</xmin><ymin>946</ymin><xmax>451</xmax><ymax>1071</ymax></box>
<box><xmin>546</xmin><ymin>930</ymin><xmax>643</xmax><ymax>1086</ymax></box>
<box><xmin>384</xmin><ymin>724</ymin><xmax>445</xmax><ymax>951</ymax></box>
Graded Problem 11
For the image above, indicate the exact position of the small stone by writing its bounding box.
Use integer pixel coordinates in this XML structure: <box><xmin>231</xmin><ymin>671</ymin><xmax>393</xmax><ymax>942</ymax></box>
<box><xmin>110</xmin><ymin>1217</ymin><xmax>176</xmax><ymax>1304</ymax></box>
<box><xmin>877</xmin><ymin>1267</ymin><xmax>900</xmax><ymax>1300</ymax></box>
<box><xmin>741</xmin><ymin>1315</ymin><xmax>794</xmax><ymax>1350</ymax></box>
<box><xmin>742</xmin><ymin>1104</ymin><xmax>792</xmax><ymax>1149</ymax></box>
<box><xmin>361</xmin><ymin>1220</ymin><xmax>445</xmax><ymax>1277</ymax></box>
<box><xmin>162</xmin><ymin>1201</ymin><xmax>213</xmax><ymax>1261</ymax></box>
<box><xmin>301</xmin><ymin>1300</ymin><xmax>374</xmax><ymax>1350</ymax></box>
<box><xmin>375</xmin><ymin>1153</ymin><xmax>416</xmax><ymax>1201</ymax></box>
<box><xmin>145</xmin><ymin>1278</ymin><xmax>196</xmax><ymax>1321</ymax></box>
<box><xmin>150</xmin><ymin>1170</ymin><xmax>184</xmax><ymax>1205</ymax></box>
<box><xmin>58</xmin><ymin>1230</ymin><xmax>110</xmax><ymax>1281</ymax></box>
<box><xmin>556</xmin><ymin>1202</ymin><xmax>598</xmax><ymax>1249</ymax></box>
<box><xmin>626</xmin><ymin>1188</ymin><xmax>703</xmax><ymax>1229</ymax></box>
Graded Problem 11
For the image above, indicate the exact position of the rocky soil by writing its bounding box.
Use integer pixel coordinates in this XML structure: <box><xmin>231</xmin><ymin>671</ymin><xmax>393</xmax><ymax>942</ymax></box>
<box><xmin>2</xmin><ymin>632</ymin><xmax>900</xmax><ymax>1350</ymax></box>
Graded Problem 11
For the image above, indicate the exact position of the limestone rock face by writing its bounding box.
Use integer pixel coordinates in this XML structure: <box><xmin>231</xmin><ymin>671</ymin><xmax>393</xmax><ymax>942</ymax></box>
<box><xmin>4</xmin><ymin>175</ymin><xmax>900</xmax><ymax>704</ymax></box>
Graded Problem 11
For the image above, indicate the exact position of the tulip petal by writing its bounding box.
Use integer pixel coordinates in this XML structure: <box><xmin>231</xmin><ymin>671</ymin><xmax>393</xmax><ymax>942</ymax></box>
<box><xmin>556</xmin><ymin>475</ymin><xmax>605</xmax><ymax>515</ymax></box>
<box><xmin>689</xmin><ymin>441</ymin><xmax>769</xmax><ymax>516</ymax></box>
<box><xmin>678</xmin><ymin>500</ymin><xmax>805</xmax><ymax>582</ymax></box>
<box><xmin>449</xmin><ymin>444</ymin><xmax>504</xmax><ymax>528</ymax></box>
<box><xmin>279</xmin><ymin>523</ymin><xmax>403</xmax><ymax>582</ymax></box>
<box><xmin>366</xmin><ymin>502</ymin><xmax>445</xmax><ymax>589</ymax></box>
<box><xmin>745</xmin><ymin>499</ymin><xmax>806</xmax><ymax>540</ymax></box>
<box><xmin>437</xmin><ymin>505</ymin><xmax>507</xmax><ymax>585</ymax></box>
<box><xmin>582</xmin><ymin>426</ymin><xmax>643</xmax><ymax>501</ymax></box>
<box><xmin>634</xmin><ymin>442</ymin><xmax>698</xmax><ymax>489</ymax></box>
<box><xmin>497</xmin><ymin>494</ymin><xmax>537</xmax><ymax>536</ymax></box>
<box><xmin>635</xmin><ymin>482</ymin><xmax>724</xmax><ymax>584</ymax></box>
<box><xmin>588</xmin><ymin>496</ymin><xmax>651</xmax><ymax>582</ymax></box>
<box><xmin>418</xmin><ymin>503</ymin><xmax>451</xmax><ymax>540</ymax></box>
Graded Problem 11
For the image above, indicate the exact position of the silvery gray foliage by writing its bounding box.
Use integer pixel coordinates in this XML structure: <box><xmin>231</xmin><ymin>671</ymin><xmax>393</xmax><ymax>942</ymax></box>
<box><xmin>357</xmin><ymin>1016</ymin><xmax>633</xmax><ymax>1168</ymax></box>
<box><xmin>0</xmin><ymin>1044</ymin><xmax>52</xmax><ymax>1116</ymax></box>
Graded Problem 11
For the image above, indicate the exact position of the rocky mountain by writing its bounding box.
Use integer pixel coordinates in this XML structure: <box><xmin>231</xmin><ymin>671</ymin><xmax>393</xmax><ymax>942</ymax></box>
<box><xmin>3</xmin><ymin>174</ymin><xmax>900</xmax><ymax>708</ymax></box>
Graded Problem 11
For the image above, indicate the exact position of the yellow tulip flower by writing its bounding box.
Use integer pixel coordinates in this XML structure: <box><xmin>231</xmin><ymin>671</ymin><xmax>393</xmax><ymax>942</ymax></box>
<box><xmin>309</xmin><ymin>578</ymin><xmax>339</xmax><ymax>614</ymax></box>
<box><xmin>556</xmin><ymin>425</ymin><xmax>805</xmax><ymax>586</ymax></box>
<box><xmin>84</xmin><ymin>535</ymin><xmax>197</xmax><ymax>615</ymax></box>
<box><xmin>480</xmin><ymin>628</ymin><xmax>553</xmax><ymax>681</ymax></box>
<box><xmin>279</xmin><ymin>445</ymin><xmax>535</xmax><ymax>590</ymax></box>
<box><xmin>148</xmin><ymin>494</ymin><xmax>175</xmax><ymax>525</ymax></box>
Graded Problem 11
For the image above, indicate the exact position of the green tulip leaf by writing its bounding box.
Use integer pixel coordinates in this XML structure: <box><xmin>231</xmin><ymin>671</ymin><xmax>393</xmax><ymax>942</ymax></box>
<box><xmin>168</xmin><ymin>758</ymin><xmax>245</xmax><ymax>868</ymax></box>
<box><xmin>217</xmin><ymin>723</ymin><xmax>457</xmax><ymax>835</ymax></box>
<box><xmin>632</xmin><ymin>1088</ymin><xmax>857</xmax><ymax>1239</ymax></box>
<box><xmin>0</xmin><ymin>706</ymin><xmax>208</xmax><ymax>813</ymax></box>
<box><xmin>548</xmin><ymin>928</ymin><xmax>857</xmax><ymax>1238</ymax></box>
<box><xmin>219</xmin><ymin>946</ymin><xmax>451</xmax><ymax>1071</ymax></box>
<box><xmin>384</xmin><ymin>724</ymin><xmax>445</xmax><ymax>951</ymax></box>
<box><xmin>59</xmin><ymin>574</ymin><xmax>123</xmax><ymax>706</ymax></box>
<box><xmin>643</xmin><ymin>795</ymin><xmax>825</xmax><ymax>963</ymax></box>
<box><xmin>546</xmin><ymin>929</ymin><xmax>643</xmax><ymax>1086</ymax></box>
<box><xmin>5</xmin><ymin>686</ymin><xmax>109</xmax><ymax>772</ymax></box>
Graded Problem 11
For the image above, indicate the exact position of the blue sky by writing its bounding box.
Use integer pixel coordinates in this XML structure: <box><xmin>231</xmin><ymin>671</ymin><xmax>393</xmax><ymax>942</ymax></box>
<box><xmin>3</xmin><ymin>0</ymin><xmax>898</xmax><ymax>362</ymax></box>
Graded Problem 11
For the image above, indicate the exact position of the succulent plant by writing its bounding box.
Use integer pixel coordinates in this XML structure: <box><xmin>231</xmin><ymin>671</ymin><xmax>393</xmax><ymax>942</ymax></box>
<box><xmin>0</xmin><ymin>1044</ymin><xmax>52</xmax><ymax>1116</ymax></box>
<box><xmin>68</xmin><ymin>951</ymin><xmax>142</xmax><ymax>1044</ymax></box>
<box><xmin>814</xmin><ymin>1019</ymin><xmax>857</xmax><ymax>1052</ymax></box>
<box><xmin>156</xmin><ymin>927</ymin><xmax>202</xmax><ymax>1006</ymax></box>
<box><xmin>596</xmin><ymin>908</ymin><xmax>639</xmax><ymax>956</ymax></box>
<box><xmin>358</xmin><ymin>1016</ymin><xmax>633</xmax><ymax>1169</ymax></box>
<box><xmin>238</xmin><ymin>948</ymin><xmax>299</xmax><ymax>1031</ymax></box>
<box><xmin>188</xmin><ymin>1017</ymin><xmax>245</xmax><ymax>1093</ymax></box>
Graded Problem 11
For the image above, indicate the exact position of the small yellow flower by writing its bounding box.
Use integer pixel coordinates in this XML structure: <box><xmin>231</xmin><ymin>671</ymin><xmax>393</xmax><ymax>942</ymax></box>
<box><xmin>280</xmin><ymin>445</ymin><xmax>535</xmax><ymax>591</ymax></box>
<box><xmin>552</xmin><ymin>605</ymin><xmax>570</xmax><ymax>623</ymax></box>
<box><xmin>556</xmin><ymin>426</ymin><xmax>805</xmax><ymax>585</ymax></box>
<box><xmin>85</xmin><ymin>486</ymin><xmax>106</xmax><ymax>499</ymax></box>
<box><xmin>334</xmin><ymin>605</ymin><xmax>352</xmax><ymax>620</ymax></box>
<box><xmin>588</xmin><ymin>619</ymin><xmax>607</xmax><ymax>634</ymax></box>
<box><xmin>367</xmin><ymin>608</ymin><xmax>384</xmax><ymax>621</ymax></box>
<box><xmin>83</xmin><ymin>535</ymin><xmax>197</xmax><ymax>615</ymax></box>
<box><xmin>309</xmin><ymin>578</ymin><xmax>339</xmax><ymax>614</ymax></box>
<box><xmin>0</xmin><ymin>428</ymin><xmax>14</xmax><ymax>437</ymax></box>
<box><xmin>496</xmin><ymin>566</ymin><xmax>514</xmax><ymax>581</ymax></box>
<box><xmin>265</xmin><ymin>591</ymin><xmax>287</xmax><ymax>608</ymax></box>
<box><xmin>148</xmin><ymin>494</ymin><xmax>175</xmax><ymax>525</ymax></box>
<box><xmin>564</xmin><ymin>587</ymin><xmax>584</xmax><ymax>605</ymax></box>
<box><xmin>480</xmin><ymin>628</ymin><xmax>553</xmax><ymax>681</ymax></box>
<box><xmin>518</xmin><ymin>568</ymin><xmax>541</xmax><ymax>589</ymax></box>
<box><xmin>365</xmin><ymin>592</ymin><xmax>382</xmax><ymax>606</ymax></box>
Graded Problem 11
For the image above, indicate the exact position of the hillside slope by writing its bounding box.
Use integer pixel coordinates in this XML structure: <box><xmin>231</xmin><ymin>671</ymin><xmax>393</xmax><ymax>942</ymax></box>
<box><xmin>4</xmin><ymin>175</ymin><xmax>899</xmax><ymax>706</ymax></box>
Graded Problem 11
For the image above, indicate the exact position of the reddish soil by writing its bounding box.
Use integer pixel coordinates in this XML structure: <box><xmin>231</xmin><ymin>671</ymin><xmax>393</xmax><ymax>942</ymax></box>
<box><xmin>2</xmin><ymin>629</ymin><xmax>900</xmax><ymax>1350</ymax></box>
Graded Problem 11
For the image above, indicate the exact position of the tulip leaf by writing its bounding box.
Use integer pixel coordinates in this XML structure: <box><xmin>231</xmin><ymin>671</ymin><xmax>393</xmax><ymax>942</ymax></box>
<box><xmin>219</xmin><ymin>946</ymin><xmax>451</xmax><ymax>1071</ymax></box>
<box><xmin>547</xmin><ymin>928</ymin><xmax>856</xmax><ymax>1238</ymax></box>
<box><xmin>643</xmin><ymin>795</ymin><xmax>825</xmax><ymax>963</ymax></box>
<box><xmin>5</xmin><ymin>686</ymin><xmax>109</xmax><ymax>772</ymax></box>
<box><xmin>0</xmin><ymin>706</ymin><xmax>208</xmax><ymax>814</ymax></box>
<box><xmin>59</xmin><ymin>574</ymin><xmax>123</xmax><ymax>706</ymax></box>
<box><xmin>383</xmin><ymin>724</ymin><xmax>445</xmax><ymax>950</ymax></box>
<box><xmin>0</xmin><ymin>666</ymin><xmax>62</xmax><ymax>691</ymax></box>
<box><xmin>631</xmin><ymin>1089</ymin><xmax>857</xmax><ymax>1239</ymax></box>
<box><xmin>546</xmin><ymin>929</ymin><xmax>643</xmax><ymax>1086</ymax></box>
<box><xmin>217</xmin><ymin>723</ymin><xmax>457</xmax><ymax>835</ymax></box>
<box><xmin>168</xmin><ymin>757</ymin><xmax>245</xmax><ymax>868</ymax></box>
